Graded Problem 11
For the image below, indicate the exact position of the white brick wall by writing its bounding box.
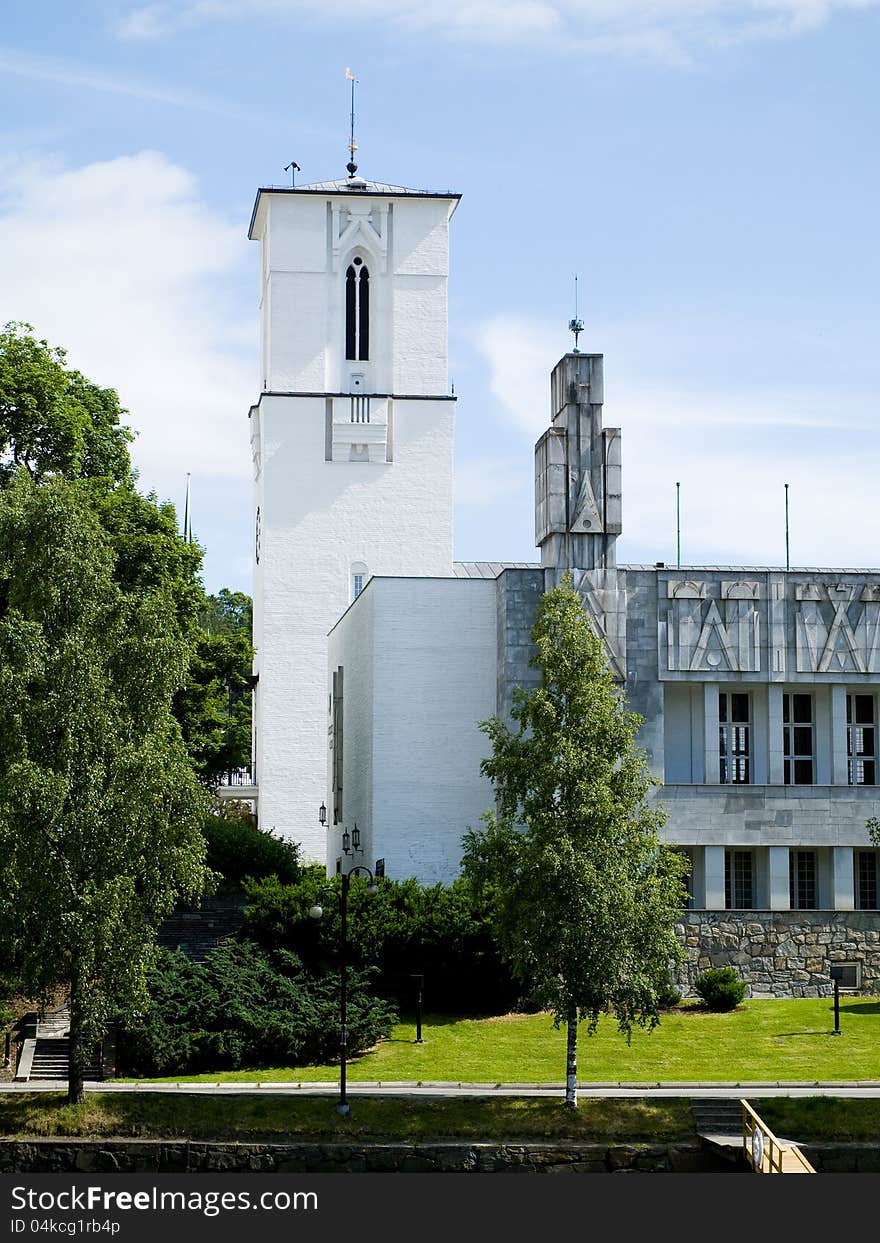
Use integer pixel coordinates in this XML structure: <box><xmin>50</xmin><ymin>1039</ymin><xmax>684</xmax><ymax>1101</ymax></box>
<box><xmin>328</xmin><ymin>577</ymin><xmax>498</xmax><ymax>883</ymax></box>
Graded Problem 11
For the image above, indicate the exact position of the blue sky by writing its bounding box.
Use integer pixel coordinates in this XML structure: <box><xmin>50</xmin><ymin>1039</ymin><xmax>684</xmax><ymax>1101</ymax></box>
<box><xmin>1</xmin><ymin>1</ymin><xmax>879</xmax><ymax>593</ymax></box>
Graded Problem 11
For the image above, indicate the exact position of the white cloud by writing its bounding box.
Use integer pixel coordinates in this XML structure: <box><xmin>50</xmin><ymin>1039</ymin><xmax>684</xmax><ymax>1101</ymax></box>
<box><xmin>0</xmin><ymin>48</ymin><xmax>223</xmax><ymax>111</ymax></box>
<box><xmin>474</xmin><ymin>312</ymin><xmax>880</xmax><ymax>569</ymax></box>
<box><xmin>0</xmin><ymin>150</ymin><xmax>255</xmax><ymax>501</ymax></box>
<box><xmin>113</xmin><ymin>0</ymin><xmax>880</xmax><ymax>61</ymax></box>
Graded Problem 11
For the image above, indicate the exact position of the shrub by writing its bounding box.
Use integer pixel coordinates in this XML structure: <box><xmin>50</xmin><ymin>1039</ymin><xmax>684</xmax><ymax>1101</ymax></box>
<box><xmin>656</xmin><ymin>981</ymin><xmax>682</xmax><ymax>1009</ymax></box>
<box><xmin>242</xmin><ymin>867</ymin><xmax>520</xmax><ymax>1015</ymax></box>
<box><xmin>694</xmin><ymin>967</ymin><xmax>746</xmax><ymax>1012</ymax></box>
<box><xmin>202</xmin><ymin>805</ymin><xmax>301</xmax><ymax>886</ymax></box>
<box><xmin>118</xmin><ymin>942</ymin><xmax>395</xmax><ymax>1076</ymax></box>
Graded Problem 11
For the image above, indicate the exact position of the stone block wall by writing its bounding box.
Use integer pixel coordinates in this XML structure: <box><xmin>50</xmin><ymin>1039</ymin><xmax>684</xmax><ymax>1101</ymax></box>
<box><xmin>676</xmin><ymin>910</ymin><xmax>880</xmax><ymax>997</ymax></box>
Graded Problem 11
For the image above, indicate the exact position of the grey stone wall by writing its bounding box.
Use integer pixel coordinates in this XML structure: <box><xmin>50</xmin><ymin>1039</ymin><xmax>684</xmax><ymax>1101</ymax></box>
<box><xmin>495</xmin><ymin>569</ymin><xmax>545</xmax><ymax>724</ymax></box>
<box><xmin>676</xmin><ymin>910</ymin><xmax>880</xmax><ymax>997</ymax></box>
<box><xmin>0</xmin><ymin>1138</ymin><xmax>721</xmax><ymax>1174</ymax></box>
<box><xmin>625</xmin><ymin>570</ymin><xmax>664</xmax><ymax>778</ymax></box>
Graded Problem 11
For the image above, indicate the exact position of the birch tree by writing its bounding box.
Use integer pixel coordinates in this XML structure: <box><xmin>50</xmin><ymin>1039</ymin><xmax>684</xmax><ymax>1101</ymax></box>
<box><xmin>462</xmin><ymin>575</ymin><xmax>688</xmax><ymax>1107</ymax></box>
<box><xmin>0</xmin><ymin>475</ymin><xmax>211</xmax><ymax>1102</ymax></box>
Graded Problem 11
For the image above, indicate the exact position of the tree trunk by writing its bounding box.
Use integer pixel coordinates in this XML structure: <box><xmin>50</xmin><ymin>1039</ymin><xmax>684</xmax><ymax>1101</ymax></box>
<box><xmin>564</xmin><ymin>1002</ymin><xmax>578</xmax><ymax>1108</ymax></box>
<box><xmin>67</xmin><ymin>975</ymin><xmax>85</xmax><ymax>1106</ymax></box>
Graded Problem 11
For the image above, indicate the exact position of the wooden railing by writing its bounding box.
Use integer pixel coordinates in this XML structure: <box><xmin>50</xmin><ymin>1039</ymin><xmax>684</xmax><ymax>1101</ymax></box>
<box><xmin>741</xmin><ymin>1099</ymin><xmax>815</xmax><ymax>1173</ymax></box>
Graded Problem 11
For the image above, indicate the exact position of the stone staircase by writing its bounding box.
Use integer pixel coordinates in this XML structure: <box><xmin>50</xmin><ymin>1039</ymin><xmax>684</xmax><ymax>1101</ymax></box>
<box><xmin>157</xmin><ymin>894</ymin><xmax>245</xmax><ymax>964</ymax></box>
<box><xmin>691</xmin><ymin>1098</ymin><xmax>748</xmax><ymax>1166</ymax></box>
<box><xmin>28</xmin><ymin>1038</ymin><xmax>100</xmax><ymax>1081</ymax></box>
<box><xmin>15</xmin><ymin>1007</ymin><xmax>104</xmax><ymax>1083</ymax></box>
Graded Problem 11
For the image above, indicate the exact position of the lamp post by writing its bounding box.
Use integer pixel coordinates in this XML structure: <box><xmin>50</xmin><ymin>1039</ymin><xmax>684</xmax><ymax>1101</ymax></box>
<box><xmin>311</xmin><ymin>806</ymin><xmax>379</xmax><ymax>1115</ymax></box>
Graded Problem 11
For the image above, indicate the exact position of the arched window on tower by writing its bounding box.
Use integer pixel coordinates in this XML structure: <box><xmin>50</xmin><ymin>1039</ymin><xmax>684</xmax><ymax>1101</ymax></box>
<box><xmin>345</xmin><ymin>258</ymin><xmax>370</xmax><ymax>361</ymax></box>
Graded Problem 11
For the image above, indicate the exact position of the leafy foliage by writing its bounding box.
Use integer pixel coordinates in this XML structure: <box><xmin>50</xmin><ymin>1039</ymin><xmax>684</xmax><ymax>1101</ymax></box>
<box><xmin>204</xmin><ymin>802</ymin><xmax>301</xmax><ymax>887</ymax></box>
<box><xmin>0</xmin><ymin>322</ymin><xmax>133</xmax><ymax>488</ymax></box>
<box><xmin>462</xmin><ymin>575</ymin><xmax>689</xmax><ymax>1101</ymax></box>
<box><xmin>174</xmin><ymin>591</ymin><xmax>254</xmax><ymax>788</ymax></box>
<box><xmin>242</xmin><ymin>867</ymin><xmax>520</xmax><ymax>1014</ymax></box>
<box><xmin>119</xmin><ymin>942</ymin><xmax>396</xmax><ymax>1076</ymax></box>
<box><xmin>0</xmin><ymin>474</ymin><xmax>211</xmax><ymax>1100</ymax></box>
<box><xmin>693</xmin><ymin>968</ymin><xmax>746</xmax><ymax>1012</ymax></box>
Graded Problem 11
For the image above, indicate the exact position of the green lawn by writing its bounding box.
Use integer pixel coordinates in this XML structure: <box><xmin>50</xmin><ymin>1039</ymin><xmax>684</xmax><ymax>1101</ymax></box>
<box><xmin>0</xmin><ymin>1094</ymin><xmax>693</xmax><ymax>1143</ymax></box>
<box><xmin>140</xmin><ymin>998</ymin><xmax>880</xmax><ymax>1084</ymax></box>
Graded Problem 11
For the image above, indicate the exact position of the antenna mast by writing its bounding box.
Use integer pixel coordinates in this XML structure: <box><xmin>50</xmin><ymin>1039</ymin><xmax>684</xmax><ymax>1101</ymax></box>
<box><xmin>568</xmin><ymin>275</ymin><xmax>584</xmax><ymax>353</ymax></box>
<box><xmin>345</xmin><ymin>67</ymin><xmax>359</xmax><ymax>177</ymax></box>
<box><xmin>284</xmin><ymin>161</ymin><xmax>300</xmax><ymax>187</ymax></box>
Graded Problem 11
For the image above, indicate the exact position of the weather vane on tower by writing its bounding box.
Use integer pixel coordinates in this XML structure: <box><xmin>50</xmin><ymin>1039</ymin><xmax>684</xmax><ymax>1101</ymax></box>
<box><xmin>569</xmin><ymin>274</ymin><xmax>584</xmax><ymax>353</ymax></box>
<box><xmin>345</xmin><ymin>67</ymin><xmax>359</xmax><ymax>178</ymax></box>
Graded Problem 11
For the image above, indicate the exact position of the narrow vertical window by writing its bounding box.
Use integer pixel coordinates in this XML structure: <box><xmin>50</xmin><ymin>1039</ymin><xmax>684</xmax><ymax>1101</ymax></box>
<box><xmin>345</xmin><ymin>265</ymin><xmax>357</xmax><ymax>360</ymax></box>
<box><xmin>857</xmin><ymin>851</ymin><xmax>878</xmax><ymax>910</ymax></box>
<box><xmin>789</xmin><ymin>850</ymin><xmax>817</xmax><ymax>909</ymax></box>
<box><xmin>719</xmin><ymin>691</ymin><xmax>751</xmax><ymax>784</ymax></box>
<box><xmin>345</xmin><ymin>259</ymin><xmax>370</xmax><ymax>361</ymax></box>
<box><xmin>725</xmin><ymin>849</ymin><xmax>753</xmax><ymax>910</ymax></box>
<box><xmin>352</xmin><ymin>573</ymin><xmax>364</xmax><ymax>599</ymax></box>
<box><xmin>783</xmin><ymin>693</ymin><xmax>814</xmax><ymax>784</ymax></box>
<box><xmin>847</xmin><ymin>693</ymin><xmax>876</xmax><ymax>785</ymax></box>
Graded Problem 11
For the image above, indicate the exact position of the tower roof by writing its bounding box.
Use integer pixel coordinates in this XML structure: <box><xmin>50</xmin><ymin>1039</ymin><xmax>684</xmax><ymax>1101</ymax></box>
<box><xmin>248</xmin><ymin>180</ymin><xmax>461</xmax><ymax>239</ymax></box>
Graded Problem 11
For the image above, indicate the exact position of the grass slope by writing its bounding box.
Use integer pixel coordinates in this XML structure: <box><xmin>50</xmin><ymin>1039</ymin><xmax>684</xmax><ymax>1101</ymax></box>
<box><xmin>0</xmin><ymin>1095</ymin><xmax>693</xmax><ymax>1143</ymax></box>
<box><xmin>141</xmin><ymin>999</ymin><xmax>880</xmax><ymax>1084</ymax></box>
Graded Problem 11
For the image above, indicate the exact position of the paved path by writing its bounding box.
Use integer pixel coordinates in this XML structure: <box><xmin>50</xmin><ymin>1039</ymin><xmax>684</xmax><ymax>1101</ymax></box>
<box><xmin>3</xmin><ymin>1079</ymin><xmax>880</xmax><ymax>1097</ymax></box>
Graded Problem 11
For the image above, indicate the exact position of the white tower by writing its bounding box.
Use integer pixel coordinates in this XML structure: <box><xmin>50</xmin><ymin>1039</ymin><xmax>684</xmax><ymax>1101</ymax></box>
<box><xmin>248</xmin><ymin>174</ymin><xmax>460</xmax><ymax>862</ymax></box>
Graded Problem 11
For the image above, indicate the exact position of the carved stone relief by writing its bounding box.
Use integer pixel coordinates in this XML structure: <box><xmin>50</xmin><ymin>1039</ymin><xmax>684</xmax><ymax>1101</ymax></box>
<box><xmin>795</xmin><ymin>583</ymin><xmax>880</xmax><ymax>673</ymax></box>
<box><xmin>664</xmin><ymin>580</ymin><xmax>762</xmax><ymax>673</ymax></box>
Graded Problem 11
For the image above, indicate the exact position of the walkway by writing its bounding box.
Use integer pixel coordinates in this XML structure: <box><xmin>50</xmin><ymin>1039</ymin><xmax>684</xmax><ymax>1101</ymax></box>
<box><xmin>2</xmin><ymin>1079</ymin><xmax>880</xmax><ymax>1097</ymax></box>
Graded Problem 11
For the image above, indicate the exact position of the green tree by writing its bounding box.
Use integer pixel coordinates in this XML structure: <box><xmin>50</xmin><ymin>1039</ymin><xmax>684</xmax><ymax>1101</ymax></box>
<box><xmin>174</xmin><ymin>593</ymin><xmax>254</xmax><ymax>788</ymax></box>
<box><xmin>461</xmin><ymin>575</ymin><xmax>689</xmax><ymax>1107</ymax></box>
<box><xmin>0</xmin><ymin>474</ymin><xmax>212</xmax><ymax>1103</ymax></box>
<box><xmin>0</xmin><ymin>322</ymin><xmax>133</xmax><ymax>487</ymax></box>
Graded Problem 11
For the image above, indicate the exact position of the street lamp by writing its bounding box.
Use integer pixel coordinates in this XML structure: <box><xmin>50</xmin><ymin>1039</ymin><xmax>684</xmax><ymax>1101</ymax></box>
<box><xmin>312</xmin><ymin>805</ymin><xmax>380</xmax><ymax>1115</ymax></box>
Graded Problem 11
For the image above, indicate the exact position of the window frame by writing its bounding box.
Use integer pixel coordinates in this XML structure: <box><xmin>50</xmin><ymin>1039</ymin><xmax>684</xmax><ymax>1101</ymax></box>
<box><xmin>719</xmin><ymin>690</ymin><xmax>751</xmax><ymax>785</ymax></box>
<box><xmin>783</xmin><ymin>692</ymin><xmax>815</xmax><ymax>785</ymax></box>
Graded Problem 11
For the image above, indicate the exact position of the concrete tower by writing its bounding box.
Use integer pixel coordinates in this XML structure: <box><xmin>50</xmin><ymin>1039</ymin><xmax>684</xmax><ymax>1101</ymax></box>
<box><xmin>248</xmin><ymin>175</ymin><xmax>460</xmax><ymax>862</ymax></box>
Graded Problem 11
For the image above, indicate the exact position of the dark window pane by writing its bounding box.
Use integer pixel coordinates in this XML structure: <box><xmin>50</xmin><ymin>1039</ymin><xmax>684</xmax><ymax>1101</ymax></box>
<box><xmin>358</xmin><ymin>266</ymin><xmax>369</xmax><ymax>360</ymax></box>
<box><xmin>856</xmin><ymin>695</ymin><xmax>875</xmax><ymax>725</ymax></box>
<box><xmin>858</xmin><ymin>852</ymin><xmax>878</xmax><ymax>910</ymax></box>
<box><xmin>793</xmin><ymin>727</ymin><xmax>813</xmax><ymax>755</ymax></box>
<box><xmin>784</xmin><ymin>759</ymin><xmax>791</xmax><ymax>783</ymax></box>
<box><xmin>345</xmin><ymin>266</ymin><xmax>357</xmax><ymax>360</ymax></box>
<box><xmin>793</xmin><ymin>694</ymin><xmax>813</xmax><ymax>723</ymax></box>
<box><xmin>864</xmin><ymin>761</ymin><xmax>876</xmax><ymax>785</ymax></box>
<box><xmin>718</xmin><ymin>693</ymin><xmax>727</xmax><ymax>723</ymax></box>
<box><xmin>783</xmin><ymin>696</ymin><xmax>790</xmax><ymax>723</ymax></box>
<box><xmin>794</xmin><ymin>759</ymin><xmax>813</xmax><ymax>784</ymax></box>
<box><xmin>732</xmin><ymin>694</ymin><xmax>749</xmax><ymax>723</ymax></box>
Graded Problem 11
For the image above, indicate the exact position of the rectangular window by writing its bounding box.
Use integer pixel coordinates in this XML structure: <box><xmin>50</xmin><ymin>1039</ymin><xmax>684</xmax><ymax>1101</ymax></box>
<box><xmin>789</xmin><ymin>850</ymin><xmax>817</xmax><ymax>910</ymax></box>
<box><xmin>783</xmin><ymin>693</ymin><xmax>814</xmax><ymax>784</ymax></box>
<box><xmin>847</xmin><ymin>694</ymin><xmax>876</xmax><ymax>785</ymax></box>
<box><xmin>719</xmin><ymin>692</ymin><xmax>751</xmax><ymax>784</ymax></box>
<box><xmin>857</xmin><ymin>851</ymin><xmax>878</xmax><ymax>911</ymax></box>
<box><xmin>352</xmin><ymin>574</ymin><xmax>364</xmax><ymax>600</ymax></box>
<box><xmin>725</xmin><ymin>849</ymin><xmax>753</xmax><ymax>910</ymax></box>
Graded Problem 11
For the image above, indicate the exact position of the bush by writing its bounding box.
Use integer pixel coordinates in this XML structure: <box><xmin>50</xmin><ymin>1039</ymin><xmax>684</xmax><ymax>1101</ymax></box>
<box><xmin>119</xmin><ymin>941</ymin><xmax>395</xmax><ymax>1076</ymax></box>
<box><xmin>694</xmin><ymin>967</ymin><xmax>746</xmax><ymax>1012</ymax></box>
<box><xmin>241</xmin><ymin>867</ymin><xmax>520</xmax><ymax>1015</ymax></box>
<box><xmin>202</xmin><ymin>804</ymin><xmax>301</xmax><ymax>886</ymax></box>
<box><xmin>656</xmin><ymin>981</ymin><xmax>682</xmax><ymax>1009</ymax></box>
